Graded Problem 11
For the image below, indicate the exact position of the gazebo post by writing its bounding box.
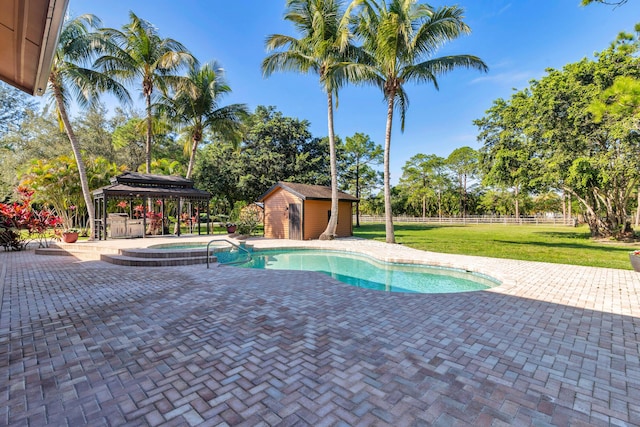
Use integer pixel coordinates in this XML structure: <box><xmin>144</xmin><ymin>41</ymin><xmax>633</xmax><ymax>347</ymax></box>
<box><xmin>142</xmin><ymin>197</ymin><xmax>147</xmax><ymax>238</ymax></box>
<box><xmin>206</xmin><ymin>203</ymin><xmax>211</xmax><ymax>235</ymax></box>
<box><xmin>177</xmin><ymin>198</ymin><xmax>182</xmax><ymax>237</ymax></box>
<box><xmin>102</xmin><ymin>195</ymin><xmax>108</xmax><ymax>240</ymax></box>
<box><xmin>93</xmin><ymin>197</ymin><xmax>98</xmax><ymax>240</ymax></box>
<box><xmin>161</xmin><ymin>198</ymin><xmax>165</xmax><ymax>235</ymax></box>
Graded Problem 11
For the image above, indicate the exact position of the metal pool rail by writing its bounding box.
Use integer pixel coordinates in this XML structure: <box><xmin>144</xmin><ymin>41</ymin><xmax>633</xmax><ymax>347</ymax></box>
<box><xmin>206</xmin><ymin>238</ymin><xmax>252</xmax><ymax>268</ymax></box>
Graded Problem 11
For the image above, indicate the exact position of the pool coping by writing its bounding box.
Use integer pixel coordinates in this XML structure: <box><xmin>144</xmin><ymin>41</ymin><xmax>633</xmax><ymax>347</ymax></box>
<box><xmin>54</xmin><ymin>235</ymin><xmax>516</xmax><ymax>290</ymax></box>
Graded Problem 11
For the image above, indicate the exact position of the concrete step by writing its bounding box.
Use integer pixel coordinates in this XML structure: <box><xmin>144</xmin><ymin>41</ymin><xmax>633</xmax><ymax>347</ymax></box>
<box><xmin>36</xmin><ymin>242</ymin><xmax>226</xmax><ymax>267</ymax></box>
<box><xmin>119</xmin><ymin>248</ymin><xmax>210</xmax><ymax>259</ymax></box>
<box><xmin>34</xmin><ymin>247</ymin><xmax>103</xmax><ymax>260</ymax></box>
<box><xmin>100</xmin><ymin>254</ymin><xmax>215</xmax><ymax>267</ymax></box>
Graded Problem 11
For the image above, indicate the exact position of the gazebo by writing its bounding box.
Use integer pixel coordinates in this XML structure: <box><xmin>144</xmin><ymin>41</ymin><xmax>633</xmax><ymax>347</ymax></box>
<box><xmin>92</xmin><ymin>172</ymin><xmax>211</xmax><ymax>240</ymax></box>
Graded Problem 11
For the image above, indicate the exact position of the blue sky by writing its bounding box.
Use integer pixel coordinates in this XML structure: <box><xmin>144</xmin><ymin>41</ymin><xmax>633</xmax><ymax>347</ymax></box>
<box><xmin>68</xmin><ymin>1</ymin><xmax>640</xmax><ymax>183</ymax></box>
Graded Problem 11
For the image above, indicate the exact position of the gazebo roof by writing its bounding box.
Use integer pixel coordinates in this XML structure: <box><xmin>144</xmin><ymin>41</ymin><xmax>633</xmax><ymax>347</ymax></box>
<box><xmin>93</xmin><ymin>172</ymin><xmax>210</xmax><ymax>201</ymax></box>
<box><xmin>109</xmin><ymin>171</ymin><xmax>196</xmax><ymax>188</ymax></box>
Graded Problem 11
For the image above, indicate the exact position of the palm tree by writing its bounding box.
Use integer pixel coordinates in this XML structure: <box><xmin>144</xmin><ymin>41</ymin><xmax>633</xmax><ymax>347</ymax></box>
<box><xmin>159</xmin><ymin>62</ymin><xmax>248</xmax><ymax>179</ymax></box>
<box><xmin>97</xmin><ymin>12</ymin><xmax>195</xmax><ymax>174</ymax></box>
<box><xmin>353</xmin><ymin>0</ymin><xmax>488</xmax><ymax>243</ymax></box>
<box><xmin>263</xmin><ymin>0</ymin><xmax>360</xmax><ymax>240</ymax></box>
<box><xmin>47</xmin><ymin>14</ymin><xmax>130</xmax><ymax>239</ymax></box>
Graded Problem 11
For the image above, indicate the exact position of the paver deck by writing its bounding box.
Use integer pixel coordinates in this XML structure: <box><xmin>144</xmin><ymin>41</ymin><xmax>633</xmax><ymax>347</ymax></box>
<box><xmin>1</xmin><ymin>237</ymin><xmax>639</xmax><ymax>426</ymax></box>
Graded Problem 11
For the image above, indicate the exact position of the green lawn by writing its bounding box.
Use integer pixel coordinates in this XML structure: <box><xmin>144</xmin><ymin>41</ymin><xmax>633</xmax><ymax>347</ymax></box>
<box><xmin>353</xmin><ymin>223</ymin><xmax>637</xmax><ymax>270</ymax></box>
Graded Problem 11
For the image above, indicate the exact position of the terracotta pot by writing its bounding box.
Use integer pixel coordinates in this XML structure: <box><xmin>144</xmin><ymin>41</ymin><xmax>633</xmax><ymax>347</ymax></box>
<box><xmin>61</xmin><ymin>232</ymin><xmax>79</xmax><ymax>243</ymax></box>
<box><xmin>630</xmin><ymin>253</ymin><xmax>640</xmax><ymax>272</ymax></box>
<box><xmin>226</xmin><ymin>225</ymin><xmax>237</xmax><ymax>234</ymax></box>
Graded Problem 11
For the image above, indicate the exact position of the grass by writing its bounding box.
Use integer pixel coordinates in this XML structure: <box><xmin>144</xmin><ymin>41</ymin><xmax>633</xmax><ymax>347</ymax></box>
<box><xmin>353</xmin><ymin>223</ymin><xmax>637</xmax><ymax>270</ymax></box>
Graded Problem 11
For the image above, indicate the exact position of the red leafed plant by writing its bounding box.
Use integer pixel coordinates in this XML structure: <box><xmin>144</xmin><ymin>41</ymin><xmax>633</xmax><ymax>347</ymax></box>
<box><xmin>0</xmin><ymin>186</ymin><xmax>63</xmax><ymax>251</ymax></box>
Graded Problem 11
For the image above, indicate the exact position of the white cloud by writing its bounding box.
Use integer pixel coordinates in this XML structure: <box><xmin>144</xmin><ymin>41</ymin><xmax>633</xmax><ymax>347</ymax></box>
<box><xmin>470</xmin><ymin>71</ymin><xmax>537</xmax><ymax>86</ymax></box>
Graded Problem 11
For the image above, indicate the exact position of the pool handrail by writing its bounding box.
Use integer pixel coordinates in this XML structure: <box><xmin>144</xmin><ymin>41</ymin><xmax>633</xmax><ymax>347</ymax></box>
<box><xmin>206</xmin><ymin>238</ymin><xmax>252</xmax><ymax>268</ymax></box>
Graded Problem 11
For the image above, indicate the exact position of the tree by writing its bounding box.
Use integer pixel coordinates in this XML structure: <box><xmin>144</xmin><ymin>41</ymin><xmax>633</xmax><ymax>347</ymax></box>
<box><xmin>446</xmin><ymin>147</ymin><xmax>478</xmax><ymax>217</ymax></box>
<box><xmin>0</xmin><ymin>107</ymin><xmax>69</xmax><ymax>200</ymax></box>
<box><xmin>581</xmin><ymin>0</ymin><xmax>628</xmax><ymax>6</ymax></box>
<box><xmin>399</xmin><ymin>153</ymin><xmax>450</xmax><ymax>218</ymax></box>
<box><xmin>352</xmin><ymin>0</ymin><xmax>487</xmax><ymax>242</ymax></box>
<box><xmin>589</xmin><ymin>75</ymin><xmax>640</xmax><ymax>226</ymax></box>
<box><xmin>47</xmin><ymin>15</ymin><xmax>130</xmax><ymax>239</ymax></box>
<box><xmin>475</xmin><ymin>29</ymin><xmax>640</xmax><ymax>238</ymax></box>
<box><xmin>74</xmin><ymin>102</ymin><xmax>117</xmax><ymax>162</ymax></box>
<box><xmin>475</xmin><ymin>92</ymin><xmax>540</xmax><ymax>220</ymax></box>
<box><xmin>263</xmin><ymin>0</ymin><xmax>360</xmax><ymax>240</ymax></box>
<box><xmin>98</xmin><ymin>12</ymin><xmax>195</xmax><ymax>173</ymax></box>
<box><xmin>22</xmin><ymin>156</ymin><xmax>123</xmax><ymax>230</ymax></box>
<box><xmin>159</xmin><ymin>61</ymin><xmax>247</xmax><ymax>179</ymax></box>
<box><xmin>112</xmin><ymin>117</ymin><xmax>147</xmax><ymax>171</ymax></box>
<box><xmin>194</xmin><ymin>106</ymin><xmax>330</xmax><ymax>208</ymax></box>
<box><xmin>0</xmin><ymin>82</ymin><xmax>37</xmax><ymax>136</ymax></box>
<box><xmin>339</xmin><ymin>132</ymin><xmax>382</xmax><ymax>226</ymax></box>
<box><xmin>140</xmin><ymin>158</ymin><xmax>185</xmax><ymax>176</ymax></box>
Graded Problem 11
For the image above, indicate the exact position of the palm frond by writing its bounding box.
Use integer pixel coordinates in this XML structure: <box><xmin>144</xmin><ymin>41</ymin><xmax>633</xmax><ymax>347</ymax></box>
<box><xmin>262</xmin><ymin>51</ymin><xmax>316</xmax><ymax>77</ymax></box>
<box><xmin>402</xmin><ymin>55</ymin><xmax>488</xmax><ymax>84</ymax></box>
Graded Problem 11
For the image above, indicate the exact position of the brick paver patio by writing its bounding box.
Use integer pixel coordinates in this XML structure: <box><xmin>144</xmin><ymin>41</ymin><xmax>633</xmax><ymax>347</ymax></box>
<box><xmin>1</xmin><ymin>237</ymin><xmax>639</xmax><ymax>426</ymax></box>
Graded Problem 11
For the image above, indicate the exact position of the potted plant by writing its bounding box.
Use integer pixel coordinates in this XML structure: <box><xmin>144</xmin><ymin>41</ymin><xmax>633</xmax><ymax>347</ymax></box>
<box><xmin>225</xmin><ymin>222</ymin><xmax>237</xmax><ymax>234</ymax></box>
<box><xmin>61</xmin><ymin>228</ymin><xmax>79</xmax><ymax>243</ymax></box>
<box><xmin>630</xmin><ymin>250</ymin><xmax>640</xmax><ymax>272</ymax></box>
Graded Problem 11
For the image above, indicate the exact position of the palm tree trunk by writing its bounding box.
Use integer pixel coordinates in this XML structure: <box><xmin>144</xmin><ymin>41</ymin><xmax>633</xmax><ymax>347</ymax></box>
<box><xmin>320</xmin><ymin>91</ymin><xmax>339</xmax><ymax>240</ymax></box>
<box><xmin>145</xmin><ymin>94</ymin><xmax>153</xmax><ymax>174</ymax></box>
<box><xmin>53</xmin><ymin>86</ymin><xmax>95</xmax><ymax>240</ymax></box>
<box><xmin>186</xmin><ymin>135</ymin><xmax>199</xmax><ymax>179</ymax></box>
<box><xmin>355</xmin><ymin>164</ymin><xmax>360</xmax><ymax>228</ymax></box>
<box><xmin>384</xmin><ymin>95</ymin><xmax>395</xmax><ymax>244</ymax></box>
<box><xmin>514</xmin><ymin>185</ymin><xmax>520</xmax><ymax>223</ymax></box>
<box><xmin>635</xmin><ymin>186</ymin><xmax>640</xmax><ymax>227</ymax></box>
<box><xmin>462</xmin><ymin>174</ymin><xmax>467</xmax><ymax>218</ymax></box>
<box><xmin>177</xmin><ymin>135</ymin><xmax>200</xmax><ymax>235</ymax></box>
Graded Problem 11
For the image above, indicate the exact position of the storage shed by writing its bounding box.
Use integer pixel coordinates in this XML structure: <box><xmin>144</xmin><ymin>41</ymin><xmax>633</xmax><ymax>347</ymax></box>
<box><xmin>259</xmin><ymin>182</ymin><xmax>359</xmax><ymax>240</ymax></box>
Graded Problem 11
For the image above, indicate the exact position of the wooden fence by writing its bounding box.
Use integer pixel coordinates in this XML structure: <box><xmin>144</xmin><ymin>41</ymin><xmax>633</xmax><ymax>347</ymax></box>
<box><xmin>356</xmin><ymin>215</ymin><xmax>577</xmax><ymax>226</ymax></box>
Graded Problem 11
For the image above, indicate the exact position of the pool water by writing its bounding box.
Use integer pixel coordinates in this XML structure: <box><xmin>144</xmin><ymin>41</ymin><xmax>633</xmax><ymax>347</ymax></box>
<box><xmin>237</xmin><ymin>249</ymin><xmax>499</xmax><ymax>294</ymax></box>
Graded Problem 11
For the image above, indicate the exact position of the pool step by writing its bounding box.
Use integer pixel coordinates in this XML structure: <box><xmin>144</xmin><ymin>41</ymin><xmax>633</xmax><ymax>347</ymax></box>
<box><xmin>102</xmin><ymin>253</ymin><xmax>215</xmax><ymax>267</ymax></box>
<box><xmin>36</xmin><ymin>244</ymin><xmax>218</xmax><ymax>267</ymax></box>
<box><xmin>119</xmin><ymin>248</ymin><xmax>209</xmax><ymax>259</ymax></box>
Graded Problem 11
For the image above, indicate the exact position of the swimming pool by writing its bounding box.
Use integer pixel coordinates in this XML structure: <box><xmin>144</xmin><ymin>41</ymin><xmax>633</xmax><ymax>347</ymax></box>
<box><xmin>236</xmin><ymin>249</ymin><xmax>499</xmax><ymax>294</ymax></box>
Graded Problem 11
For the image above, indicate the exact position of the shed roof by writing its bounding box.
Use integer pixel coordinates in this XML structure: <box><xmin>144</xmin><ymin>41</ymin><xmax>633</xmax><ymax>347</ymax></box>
<box><xmin>259</xmin><ymin>182</ymin><xmax>359</xmax><ymax>202</ymax></box>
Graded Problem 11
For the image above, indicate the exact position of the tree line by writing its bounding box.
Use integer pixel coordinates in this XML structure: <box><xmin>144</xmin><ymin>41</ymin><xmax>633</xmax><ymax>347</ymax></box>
<box><xmin>2</xmin><ymin>0</ymin><xmax>637</xmax><ymax>241</ymax></box>
<box><xmin>2</xmin><ymin>0</ymin><xmax>486</xmax><ymax>244</ymax></box>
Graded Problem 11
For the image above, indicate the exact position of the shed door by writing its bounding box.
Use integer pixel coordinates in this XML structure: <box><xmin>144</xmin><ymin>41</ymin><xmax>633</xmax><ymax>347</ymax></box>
<box><xmin>288</xmin><ymin>203</ymin><xmax>301</xmax><ymax>240</ymax></box>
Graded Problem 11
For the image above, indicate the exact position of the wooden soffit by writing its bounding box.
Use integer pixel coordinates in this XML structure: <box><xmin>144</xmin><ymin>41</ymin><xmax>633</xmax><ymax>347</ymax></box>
<box><xmin>0</xmin><ymin>0</ymin><xmax>69</xmax><ymax>96</ymax></box>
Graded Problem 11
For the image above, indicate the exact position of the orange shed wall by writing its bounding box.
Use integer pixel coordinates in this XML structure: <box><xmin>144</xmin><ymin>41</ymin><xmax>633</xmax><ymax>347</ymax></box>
<box><xmin>336</xmin><ymin>200</ymin><xmax>354</xmax><ymax>237</ymax></box>
<box><xmin>303</xmin><ymin>200</ymin><xmax>354</xmax><ymax>239</ymax></box>
<box><xmin>303</xmin><ymin>200</ymin><xmax>330</xmax><ymax>240</ymax></box>
<box><xmin>263</xmin><ymin>188</ymin><xmax>301</xmax><ymax>239</ymax></box>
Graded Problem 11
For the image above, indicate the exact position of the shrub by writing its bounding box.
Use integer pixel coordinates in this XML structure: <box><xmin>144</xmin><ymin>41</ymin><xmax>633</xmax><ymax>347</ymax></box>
<box><xmin>0</xmin><ymin>186</ymin><xmax>63</xmax><ymax>250</ymax></box>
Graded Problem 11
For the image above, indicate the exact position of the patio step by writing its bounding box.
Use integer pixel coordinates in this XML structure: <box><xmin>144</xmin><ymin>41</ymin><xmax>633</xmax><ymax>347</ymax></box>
<box><xmin>118</xmin><ymin>248</ymin><xmax>209</xmax><ymax>259</ymax></box>
<box><xmin>34</xmin><ymin>245</ymin><xmax>107</xmax><ymax>261</ymax></box>
<box><xmin>36</xmin><ymin>243</ymin><xmax>218</xmax><ymax>267</ymax></box>
<box><xmin>100</xmin><ymin>253</ymin><xmax>215</xmax><ymax>267</ymax></box>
